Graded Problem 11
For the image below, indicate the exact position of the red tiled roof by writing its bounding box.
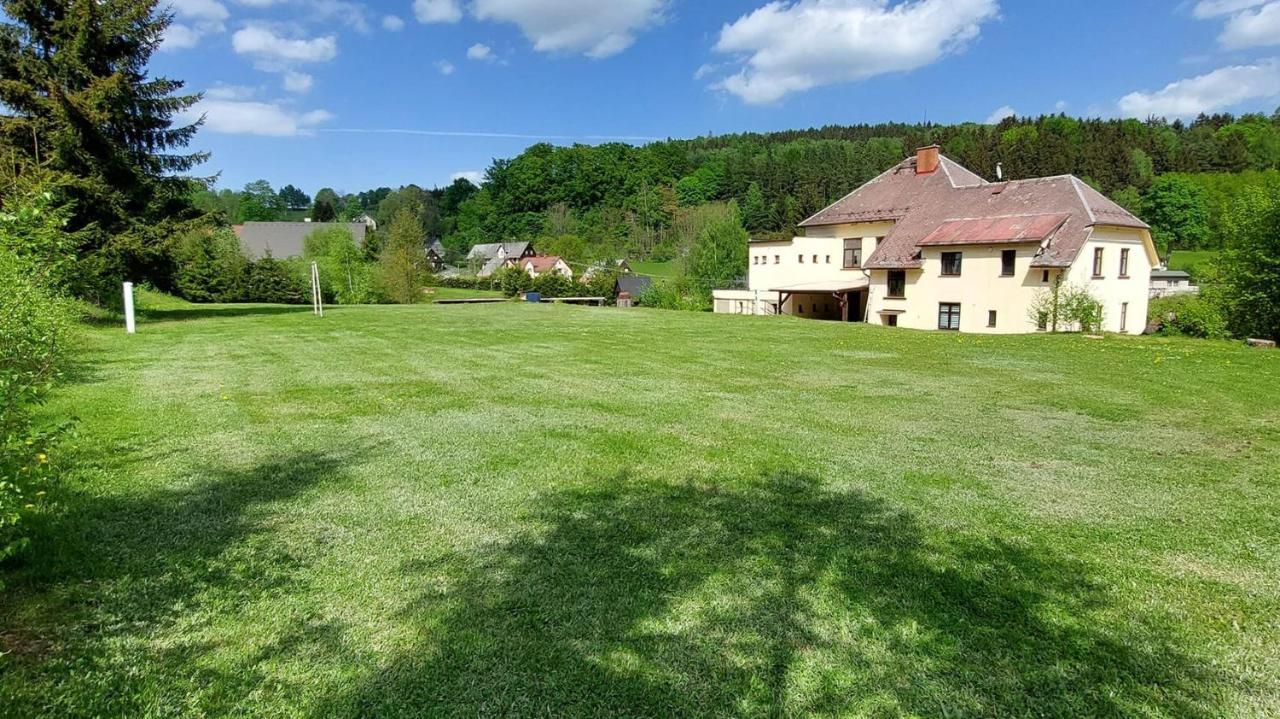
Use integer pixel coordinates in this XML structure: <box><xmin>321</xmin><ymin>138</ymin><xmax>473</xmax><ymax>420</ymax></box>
<box><xmin>521</xmin><ymin>255</ymin><xmax>565</xmax><ymax>272</ymax></box>
<box><xmin>799</xmin><ymin>154</ymin><xmax>1148</xmax><ymax>269</ymax></box>
<box><xmin>917</xmin><ymin>213</ymin><xmax>1070</xmax><ymax>246</ymax></box>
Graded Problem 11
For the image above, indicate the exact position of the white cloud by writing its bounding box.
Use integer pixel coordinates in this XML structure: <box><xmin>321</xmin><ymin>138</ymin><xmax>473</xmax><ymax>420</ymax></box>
<box><xmin>985</xmin><ymin>105</ymin><xmax>1016</xmax><ymax>123</ymax></box>
<box><xmin>283</xmin><ymin>70</ymin><xmax>314</xmax><ymax>93</ymax></box>
<box><xmin>1118</xmin><ymin>58</ymin><xmax>1280</xmax><ymax>117</ymax></box>
<box><xmin>232</xmin><ymin>25</ymin><xmax>338</xmax><ymax>63</ymax></box>
<box><xmin>161</xmin><ymin>23</ymin><xmax>203</xmax><ymax>51</ymax></box>
<box><xmin>382</xmin><ymin>14</ymin><xmax>405</xmax><ymax>30</ymax></box>
<box><xmin>472</xmin><ymin>0</ymin><xmax>666</xmax><ymax>58</ymax></box>
<box><xmin>693</xmin><ymin>62</ymin><xmax>721</xmax><ymax>80</ymax></box>
<box><xmin>711</xmin><ymin>0</ymin><xmax>1000</xmax><ymax>105</ymax></box>
<box><xmin>467</xmin><ymin>43</ymin><xmax>494</xmax><ymax>61</ymax></box>
<box><xmin>1054</xmin><ymin>99</ymin><xmax>1067</xmax><ymax>111</ymax></box>
<box><xmin>205</xmin><ymin>84</ymin><xmax>257</xmax><ymax>100</ymax></box>
<box><xmin>232</xmin><ymin>0</ymin><xmax>278</xmax><ymax>6</ymax></box>
<box><xmin>170</xmin><ymin>0</ymin><xmax>229</xmax><ymax>25</ymax></box>
<box><xmin>451</xmin><ymin>170</ymin><xmax>484</xmax><ymax>184</ymax></box>
<box><xmin>414</xmin><ymin>0</ymin><xmax>462</xmax><ymax>23</ymax></box>
<box><xmin>1218</xmin><ymin>1</ymin><xmax>1280</xmax><ymax>48</ymax></box>
<box><xmin>1193</xmin><ymin>0</ymin><xmax>1267</xmax><ymax>18</ymax></box>
<box><xmin>161</xmin><ymin>0</ymin><xmax>229</xmax><ymax>50</ymax></box>
<box><xmin>435</xmin><ymin>60</ymin><xmax>456</xmax><ymax>75</ymax></box>
<box><xmin>187</xmin><ymin>97</ymin><xmax>333</xmax><ymax>136</ymax></box>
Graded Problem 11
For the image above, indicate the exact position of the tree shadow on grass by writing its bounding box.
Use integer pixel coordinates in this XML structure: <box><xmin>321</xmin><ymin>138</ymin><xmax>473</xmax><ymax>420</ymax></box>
<box><xmin>330</xmin><ymin>472</ymin><xmax>1225</xmax><ymax>718</ymax></box>
<box><xmin>0</xmin><ymin>448</ymin><xmax>369</xmax><ymax>716</ymax></box>
<box><xmin>139</xmin><ymin>304</ymin><xmax>315</xmax><ymax>323</ymax></box>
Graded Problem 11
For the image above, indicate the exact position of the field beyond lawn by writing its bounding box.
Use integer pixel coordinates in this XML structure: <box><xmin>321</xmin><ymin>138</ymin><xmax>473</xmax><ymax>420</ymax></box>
<box><xmin>2</xmin><ymin>302</ymin><xmax>1279</xmax><ymax>717</ymax></box>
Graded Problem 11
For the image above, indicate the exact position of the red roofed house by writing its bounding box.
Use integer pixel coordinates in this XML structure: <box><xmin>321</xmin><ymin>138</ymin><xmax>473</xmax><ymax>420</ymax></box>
<box><xmin>520</xmin><ymin>255</ymin><xmax>573</xmax><ymax>280</ymax></box>
<box><xmin>713</xmin><ymin>146</ymin><xmax>1157</xmax><ymax>334</ymax></box>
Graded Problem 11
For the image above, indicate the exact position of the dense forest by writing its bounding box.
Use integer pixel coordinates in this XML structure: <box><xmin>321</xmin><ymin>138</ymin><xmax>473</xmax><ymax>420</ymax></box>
<box><xmin>200</xmin><ymin>110</ymin><xmax>1280</xmax><ymax>265</ymax></box>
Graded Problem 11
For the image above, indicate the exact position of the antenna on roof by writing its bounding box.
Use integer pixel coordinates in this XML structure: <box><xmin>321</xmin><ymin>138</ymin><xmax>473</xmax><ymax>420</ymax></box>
<box><xmin>996</xmin><ymin>162</ymin><xmax>1003</xmax><ymax>181</ymax></box>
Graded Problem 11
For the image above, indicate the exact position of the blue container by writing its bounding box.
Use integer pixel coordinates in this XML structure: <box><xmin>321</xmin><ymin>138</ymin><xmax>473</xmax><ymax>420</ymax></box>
<box><xmin>525</xmin><ymin>292</ymin><xmax>542</xmax><ymax>303</ymax></box>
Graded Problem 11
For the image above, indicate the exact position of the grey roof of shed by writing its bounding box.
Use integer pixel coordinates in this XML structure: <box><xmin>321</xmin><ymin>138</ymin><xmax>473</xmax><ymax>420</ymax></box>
<box><xmin>238</xmin><ymin>222</ymin><xmax>367</xmax><ymax>259</ymax></box>
<box><xmin>798</xmin><ymin>154</ymin><xmax>1148</xmax><ymax>269</ymax></box>
<box><xmin>1151</xmin><ymin>269</ymin><xmax>1192</xmax><ymax>280</ymax></box>
<box><xmin>616</xmin><ymin>274</ymin><xmax>653</xmax><ymax>297</ymax></box>
<box><xmin>467</xmin><ymin>241</ymin><xmax>532</xmax><ymax>260</ymax></box>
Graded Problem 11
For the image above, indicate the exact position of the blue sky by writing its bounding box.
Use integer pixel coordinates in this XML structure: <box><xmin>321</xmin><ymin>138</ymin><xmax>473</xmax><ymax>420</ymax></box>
<box><xmin>153</xmin><ymin>0</ymin><xmax>1280</xmax><ymax>196</ymax></box>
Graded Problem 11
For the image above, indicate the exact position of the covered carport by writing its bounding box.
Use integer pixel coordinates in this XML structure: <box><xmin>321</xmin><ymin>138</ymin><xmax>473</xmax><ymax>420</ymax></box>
<box><xmin>770</xmin><ymin>278</ymin><xmax>870</xmax><ymax>322</ymax></box>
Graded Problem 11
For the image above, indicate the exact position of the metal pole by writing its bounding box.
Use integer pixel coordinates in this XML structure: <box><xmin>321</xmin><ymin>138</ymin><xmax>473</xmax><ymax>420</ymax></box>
<box><xmin>122</xmin><ymin>281</ymin><xmax>136</xmax><ymax>334</ymax></box>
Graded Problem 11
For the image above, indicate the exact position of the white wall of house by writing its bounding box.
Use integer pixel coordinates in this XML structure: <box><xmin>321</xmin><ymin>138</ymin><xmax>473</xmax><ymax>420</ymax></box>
<box><xmin>864</xmin><ymin>244</ymin><xmax>1060</xmax><ymax>333</ymax></box>
<box><xmin>731</xmin><ymin>221</ymin><xmax>1153</xmax><ymax>335</ymax></box>
<box><xmin>746</xmin><ymin>221</ymin><xmax>891</xmax><ymax>293</ymax></box>
<box><xmin>523</xmin><ymin>258</ymin><xmax>573</xmax><ymax>278</ymax></box>
<box><xmin>712</xmin><ymin>289</ymin><xmax>779</xmax><ymax>315</ymax></box>
<box><xmin>1062</xmin><ymin>226</ymin><xmax>1152</xmax><ymax>335</ymax></box>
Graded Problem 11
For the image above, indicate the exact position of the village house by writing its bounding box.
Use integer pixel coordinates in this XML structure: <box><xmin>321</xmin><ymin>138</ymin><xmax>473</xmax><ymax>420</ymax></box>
<box><xmin>236</xmin><ymin>221</ymin><xmax>368</xmax><ymax>259</ymax></box>
<box><xmin>1149</xmin><ymin>267</ymin><xmax>1198</xmax><ymax>298</ymax></box>
<box><xmin>467</xmin><ymin>241</ymin><xmax>536</xmax><ymax>277</ymax></box>
<box><xmin>713</xmin><ymin>146</ymin><xmax>1156</xmax><ymax>334</ymax></box>
<box><xmin>425</xmin><ymin>240</ymin><xmax>447</xmax><ymax>272</ymax></box>
<box><xmin>520</xmin><ymin>255</ymin><xmax>573</xmax><ymax>279</ymax></box>
<box><xmin>580</xmin><ymin>259</ymin><xmax>633</xmax><ymax>281</ymax></box>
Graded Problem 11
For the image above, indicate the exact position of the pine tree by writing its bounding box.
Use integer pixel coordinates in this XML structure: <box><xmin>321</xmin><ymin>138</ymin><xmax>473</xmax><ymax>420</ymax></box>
<box><xmin>0</xmin><ymin>0</ymin><xmax>206</xmax><ymax>295</ymax></box>
<box><xmin>740</xmin><ymin>182</ymin><xmax>773</xmax><ymax>234</ymax></box>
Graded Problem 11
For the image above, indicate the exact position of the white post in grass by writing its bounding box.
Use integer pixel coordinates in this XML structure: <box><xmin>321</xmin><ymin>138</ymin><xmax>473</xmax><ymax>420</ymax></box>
<box><xmin>123</xmin><ymin>281</ymin><xmax>136</xmax><ymax>334</ymax></box>
<box><xmin>310</xmin><ymin>261</ymin><xmax>324</xmax><ymax>317</ymax></box>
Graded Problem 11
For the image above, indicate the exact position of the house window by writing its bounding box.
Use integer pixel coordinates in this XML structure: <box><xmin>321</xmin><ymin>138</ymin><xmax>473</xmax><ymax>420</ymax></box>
<box><xmin>752</xmin><ymin>256</ymin><xmax>758</xmax><ymax>265</ymax></box>
<box><xmin>774</xmin><ymin>255</ymin><xmax>780</xmax><ymax>264</ymax></box>
<box><xmin>887</xmin><ymin>270</ymin><xmax>906</xmax><ymax>298</ymax></box>
<box><xmin>825</xmin><ymin>255</ymin><xmax>831</xmax><ymax>264</ymax></box>
<box><xmin>941</xmin><ymin>252</ymin><xmax>962</xmax><ymax>276</ymax></box>
<box><xmin>1001</xmin><ymin>250</ymin><xmax>1016</xmax><ymax>277</ymax></box>
<box><xmin>1120</xmin><ymin>302</ymin><xmax>1129</xmax><ymax>332</ymax></box>
<box><xmin>938</xmin><ymin>303</ymin><xmax>961</xmax><ymax>330</ymax></box>
<box><xmin>798</xmin><ymin>254</ymin><xmax>804</xmax><ymax>263</ymax></box>
<box><xmin>798</xmin><ymin>304</ymin><xmax>804</xmax><ymax>313</ymax></box>
<box><xmin>1042</xmin><ymin>270</ymin><xmax>1050</xmax><ymax>283</ymax></box>
<box><xmin>1119</xmin><ymin>248</ymin><xmax>1130</xmax><ymax>278</ymax></box>
<box><xmin>843</xmin><ymin>239</ymin><xmax>861</xmax><ymax>268</ymax></box>
<box><xmin>1092</xmin><ymin>248</ymin><xmax>1104</xmax><ymax>277</ymax></box>
<box><xmin>885</xmin><ymin>314</ymin><xmax>898</xmax><ymax>327</ymax></box>
<box><xmin>812</xmin><ymin>254</ymin><xmax>819</xmax><ymax>264</ymax></box>
<box><xmin>875</xmin><ymin>237</ymin><xmax>884</xmax><ymax>248</ymax></box>
<box><xmin>988</xmin><ymin>310</ymin><xmax>997</xmax><ymax>327</ymax></box>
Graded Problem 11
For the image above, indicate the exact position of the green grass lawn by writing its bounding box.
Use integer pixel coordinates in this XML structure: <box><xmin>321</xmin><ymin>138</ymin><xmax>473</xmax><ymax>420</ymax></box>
<box><xmin>1168</xmin><ymin>250</ymin><xmax>1219</xmax><ymax>279</ymax></box>
<box><xmin>629</xmin><ymin>260</ymin><xmax>679</xmax><ymax>282</ymax></box>
<box><xmin>424</xmin><ymin>286</ymin><xmax>505</xmax><ymax>302</ymax></box>
<box><xmin>2</xmin><ymin>303</ymin><xmax>1279</xmax><ymax>717</ymax></box>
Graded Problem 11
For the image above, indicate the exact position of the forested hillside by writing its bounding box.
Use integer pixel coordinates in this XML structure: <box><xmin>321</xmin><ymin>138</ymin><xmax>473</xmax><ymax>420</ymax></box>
<box><xmin>201</xmin><ymin>111</ymin><xmax>1280</xmax><ymax>265</ymax></box>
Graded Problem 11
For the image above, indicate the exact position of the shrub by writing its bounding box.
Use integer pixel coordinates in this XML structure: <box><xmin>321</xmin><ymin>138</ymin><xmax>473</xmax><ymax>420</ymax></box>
<box><xmin>0</xmin><ymin>248</ymin><xmax>76</xmax><ymax>578</ymax></box>
<box><xmin>1028</xmin><ymin>282</ymin><xmax>1105</xmax><ymax>333</ymax></box>
<box><xmin>531</xmin><ymin>272</ymin><xmax>577</xmax><ymax>298</ymax></box>
<box><xmin>1212</xmin><ymin>186</ymin><xmax>1280</xmax><ymax>341</ymax></box>
<box><xmin>173</xmin><ymin>227</ymin><xmax>248</xmax><ymax>302</ymax></box>
<box><xmin>1149</xmin><ymin>295</ymin><xmax>1230</xmax><ymax>339</ymax></box>
<box><xmin>638</xmin><ymin>282</ymin><xmax>710</xmax><ymax>311</ymax></box>
<box><xmin>304</xmin><ymin>226</ymin><xmax>380</xmax><ymax>304</ymax></box>
<box><xmin>244</xmin><ymin>254</ymin><xmax>307</xmax><ymax>304</ymax></box>
<box><xmin>493</xmin><ymin>264</ymin><xmax>533</xmax><ymax>297</ymax></box>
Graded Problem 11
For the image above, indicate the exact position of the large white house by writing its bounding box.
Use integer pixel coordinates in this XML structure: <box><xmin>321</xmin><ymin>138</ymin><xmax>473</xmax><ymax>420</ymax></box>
<box><xmin>713</xmin><ymin>146</ymin><xmax>1157</xmax><ymax>334</ymax></box>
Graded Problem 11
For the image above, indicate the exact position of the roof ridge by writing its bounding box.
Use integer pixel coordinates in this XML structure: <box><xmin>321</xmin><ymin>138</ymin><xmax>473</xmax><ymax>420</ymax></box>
<box><xmin>797</xmin><ymin>157</ymin><xmax>912</xmax><ymax>226</ymax></box>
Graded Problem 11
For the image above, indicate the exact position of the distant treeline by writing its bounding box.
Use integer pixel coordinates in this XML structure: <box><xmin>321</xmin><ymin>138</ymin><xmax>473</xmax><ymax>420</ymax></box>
<box><xmin>198</xmin><ymin>110</ymin><xmax>1280</xmax><ymax>262</ymax></box>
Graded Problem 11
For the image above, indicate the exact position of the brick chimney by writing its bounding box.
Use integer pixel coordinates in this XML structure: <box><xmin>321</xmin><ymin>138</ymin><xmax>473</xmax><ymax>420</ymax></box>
<box><xmin>915</xmin><ymin>145</ymin><xmax>940</xmax><ymax>175</ymax></box>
